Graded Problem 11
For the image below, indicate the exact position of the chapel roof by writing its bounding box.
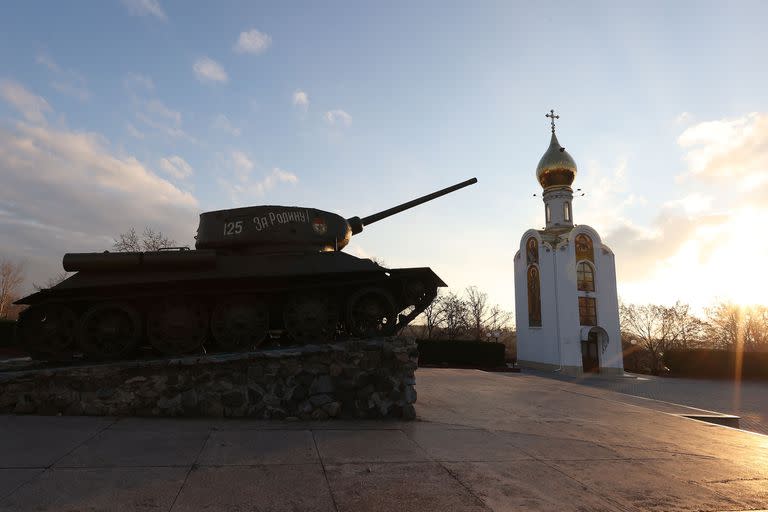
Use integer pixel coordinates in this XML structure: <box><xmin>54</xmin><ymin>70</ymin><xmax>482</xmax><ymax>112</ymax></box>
<box><xmin>536</xmin><ymin>110</ymin><xmax>577</xmax><ymax>189</ymax></box>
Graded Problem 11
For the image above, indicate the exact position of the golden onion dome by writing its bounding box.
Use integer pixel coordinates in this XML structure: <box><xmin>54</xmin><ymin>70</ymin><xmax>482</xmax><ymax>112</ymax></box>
<box><xmin>536</xmin><ymin>132</ymin><xmax>577</xmax><ymax>189</ymax></box>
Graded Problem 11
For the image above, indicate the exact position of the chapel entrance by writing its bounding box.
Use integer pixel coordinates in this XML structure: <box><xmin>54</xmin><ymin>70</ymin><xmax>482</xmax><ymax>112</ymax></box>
<box><xmin>581</xmin><ymin>332</ymin><xmax>599</xmax><ymax>373</ymax></box>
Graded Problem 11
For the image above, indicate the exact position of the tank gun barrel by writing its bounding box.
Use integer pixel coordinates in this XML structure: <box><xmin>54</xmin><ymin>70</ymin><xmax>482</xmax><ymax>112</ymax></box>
<box><xmin>347</xmin><ymin>177</ymin><xmax>477</xmax><ymax>234</ymax></box>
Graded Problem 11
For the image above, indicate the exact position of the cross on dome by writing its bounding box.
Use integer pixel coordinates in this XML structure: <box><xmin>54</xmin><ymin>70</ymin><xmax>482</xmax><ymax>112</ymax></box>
<box><xmin>536</xmin><ymin>109</ymin><xmax>577</xmax><ymax>191</ymax></box>
<box><xmin>545</xmin><ymin>109</ymin><xmax>559</xmax><ymax>134</ymax></box>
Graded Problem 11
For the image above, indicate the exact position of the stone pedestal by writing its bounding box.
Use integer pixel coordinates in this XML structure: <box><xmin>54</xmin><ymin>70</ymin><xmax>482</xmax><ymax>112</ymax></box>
<box><xmin>0</xmin><ymin>337</ymin><xmax>418</xmax><ymax>420</ymax></box>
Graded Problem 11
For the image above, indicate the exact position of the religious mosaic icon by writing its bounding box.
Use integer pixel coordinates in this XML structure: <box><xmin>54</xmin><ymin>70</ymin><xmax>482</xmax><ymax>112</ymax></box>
<box><xmin>526</xmin><ymin>237</ymin><xmax>539</xmax><ymax>265</ymax></box>
<box><xmin>575</xmin><ymin>234</ymin><xmax>594</xmax><ymax>263</ymax></box>
<box><xmin>527</xmin><ymin>265</ymin><xmax>542</xmax><ymax>327</ymax></box>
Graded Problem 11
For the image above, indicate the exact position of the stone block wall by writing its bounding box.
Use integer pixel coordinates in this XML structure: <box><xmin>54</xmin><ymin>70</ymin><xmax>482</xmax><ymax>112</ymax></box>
<box><xmin>0</xmin><ymin>337</ymin><xmax>418</xmax><ymax>420</ymax></box>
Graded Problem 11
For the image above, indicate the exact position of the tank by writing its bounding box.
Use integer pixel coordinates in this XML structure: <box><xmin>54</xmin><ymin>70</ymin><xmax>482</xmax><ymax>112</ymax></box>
<box><xmin>15</xmin><ymin>178</ymin><xmax>478</xmax><ymax>361</ymax></box>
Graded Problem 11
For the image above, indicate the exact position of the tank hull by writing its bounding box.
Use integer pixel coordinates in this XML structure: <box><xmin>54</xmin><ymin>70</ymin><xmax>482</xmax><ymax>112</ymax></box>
<box><xmin>16</xmin><ymin>251</ymin><xmax>444</xmax><ymax>361</ymax></box>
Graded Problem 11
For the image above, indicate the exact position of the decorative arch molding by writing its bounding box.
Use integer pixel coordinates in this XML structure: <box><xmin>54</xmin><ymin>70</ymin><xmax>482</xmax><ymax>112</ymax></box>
<box><xmin>518</xmin><ymin>229</ymin><xmax>543</xmax><ymax>254</ymax></box>
<box><xmin>568</xmin><ymin>225</ymin><xmax>604</xmax><ymax>249</ymax></box>
<box><xmin>580</xmin><ymin>326</ymin><xmax>610</xmax><ymax>353</ymax></box>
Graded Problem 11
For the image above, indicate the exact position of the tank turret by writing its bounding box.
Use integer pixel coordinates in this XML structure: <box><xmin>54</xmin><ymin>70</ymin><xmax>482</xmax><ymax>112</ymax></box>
<box><xmin>194</xmin><ymin>177</ymin><xmax>478</xmax><ymax>253</ymax></box>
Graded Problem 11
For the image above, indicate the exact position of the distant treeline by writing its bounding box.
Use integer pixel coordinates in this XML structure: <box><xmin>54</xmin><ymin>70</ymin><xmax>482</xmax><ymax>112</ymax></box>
<box><xmin>663</xmin><ymin>349</ymin><xmax>768</xmax><ymax>380</ymax></box>
<box><xmin>621</xmin><ymin>301</ymin><xmax>768</xmax><ymax>376</ymax></box>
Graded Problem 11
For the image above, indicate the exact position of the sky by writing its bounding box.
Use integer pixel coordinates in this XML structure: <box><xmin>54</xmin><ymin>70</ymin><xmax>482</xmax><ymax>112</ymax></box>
<box><xmin>1</xmin><ymin>0</ymin><xmax>767</xmax><ymax>315</ymax></box>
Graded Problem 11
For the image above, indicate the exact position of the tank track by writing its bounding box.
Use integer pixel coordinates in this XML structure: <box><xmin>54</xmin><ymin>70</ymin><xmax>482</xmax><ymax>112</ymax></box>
<box><xmin>17</xmin><ymin>280</ymin><xmax>436</xmax><ymax>362</ymax></box>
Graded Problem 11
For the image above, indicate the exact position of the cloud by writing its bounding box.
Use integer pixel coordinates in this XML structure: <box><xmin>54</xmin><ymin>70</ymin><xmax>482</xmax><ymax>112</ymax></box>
<box><xmin>159</xmin><ymin>155</ymin><xmax>193</xmax><ymax>179</ymax></box>
<box><xmin>122</xmin><ymin>73</ymin><xmax>190</xmax><ymax>139</ymax></box>
<box><xmin>230</xmin><ymin>150</ymin><xmax>254</xmax><ymax>180</ymax></box>
<box><xmin>125</xmin><ymin>122</ymin><xmax>144</xmax><ymax>139</ymax></box>
<box><xmin>292</xmin><ymin>90</ymin><xmax>309</xmax><ymax>109</ymax></box>
<box><xmin>220</xmin><ymin>151</ymin><xmax>298</xmax><ymax>203</ymax></box>
<box><xmin>134</xmin><ymin>98</ymin><xmax>192</xmax><ymax>141</ymax></box>
<box><xmin>124</xmin><ymin>72</ymin><xmax>155</xmax><ymax>92</ymax></box>
<box><xmin>212</xmin><ymin>114</ymin><xmax>241</xmax><ymax>136</ymax></box>
<box><xmin>269</xmin><ymin>168</ymin><xmax>299</xmax><ymax>185</ymax></box>
<box><xmin>586</xmin><ymin>112</ymin><xmax>768</xmax><ymax>308</ymax></box>
<box><xmin>548</xmin><ymin>156</ymin><xmax>644</xmax><ymax>238</ymax></box>
<box><xmin>0</xmin><ymin>80</ymin><xmax>51</xmax><ymax>124</ymax></box>
<box><xmin>224</xmin><ymin>167</ymin><xmax>298</xmax><ymax>201</ymax></box>
<box><xmin>193</xmin><ymin>57</ymin><xmax>228</xmax><ymax>84</ymax></box>
<box><xmin>663</xmin><ymin>193</ymin><xmax>713</xmax><ymax>215</ymax></box>
<box><xmin>233</xmin><ymin>29</ymin><xmax>272</xmax><ymax>54</ymax></box>
<box><xmin>145</xmin><ymin>99</ymin><xmax>181</xmax><ymax>125</ymax></box>
<box><xmin>324</xmin><ymin>109</ymin><xmax>352</xmax><ymax>127</ymax></box>
<box><xmin>605</xmin><ymin>211</ymin><xmax>700</xmax><ymax>279</ymax></box>
<box><xmin>0</xmin><ymin>85</ymin><xmax>198</xmax><ymax>291</ymax></box>
<box><xmin>121</xmin><ymin>0</ymin><xmax>166</xmax><ymax>20</ymax></box>
<box><xmin>675</xmin><ymin>112</ymin><xmax>691</xmax><ymax>124</ymax></box>
<box><xmin>35</xmin><ymin>54</ymin><xmax>90</xmax><ymax>101</ymax></box>
<box><xmin>677</xmin><ymin>112</ymin><xmax>768</xmax><ymax>180</ymax></box>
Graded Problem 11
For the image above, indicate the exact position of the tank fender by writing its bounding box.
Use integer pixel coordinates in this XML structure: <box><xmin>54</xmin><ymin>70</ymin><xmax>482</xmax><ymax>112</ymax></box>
<box><xmin>63</xmin><ymin>250</ymin><xmax>216</xmax><ymax>272</ymax></box>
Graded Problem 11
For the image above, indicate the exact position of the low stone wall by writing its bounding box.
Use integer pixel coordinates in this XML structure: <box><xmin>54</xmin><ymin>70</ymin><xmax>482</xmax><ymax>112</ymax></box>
<box><xmin>0</xmin><ymin>337</ymin><xmax>418</xmax><ymax>420</ymax></box>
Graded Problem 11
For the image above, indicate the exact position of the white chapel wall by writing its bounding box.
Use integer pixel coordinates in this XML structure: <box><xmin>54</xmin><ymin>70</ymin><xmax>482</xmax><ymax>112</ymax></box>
<box><xmin>514</xmin><ymin>230</ymin><xmax>560</xmax><ymax>367</ymax></box>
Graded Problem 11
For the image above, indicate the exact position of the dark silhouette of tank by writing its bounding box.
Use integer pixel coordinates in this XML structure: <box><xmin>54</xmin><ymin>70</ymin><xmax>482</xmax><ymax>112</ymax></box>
<box><xmin>15</xmin><ymin>178</ymin><xmax>477</xmax><ymax>361</ymax></box>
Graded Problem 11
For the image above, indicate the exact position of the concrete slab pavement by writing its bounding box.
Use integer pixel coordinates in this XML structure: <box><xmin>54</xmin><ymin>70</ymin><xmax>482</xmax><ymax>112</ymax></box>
<box><xmin>198</xmin><ymin>429</ymin><xmax>318</xmax><ymax>465</ymax></box>
<box><xmin>0</xmin><ymin>368</ymin><xmax>766</xmax><ymax>511</ymax></box>
<box><xmin>1</xmin><ymin>467</ymin><xmax>188</xmax><ymax>512</ymax></box>
<box><xmin>171</xmin><ymin>465</ymin><xmax>336</xmax><ymax>512</ymax></box>
<box><xmin>530</xmin><ymin>370</ymin><xmax>768</xmax><ymax>435</ymax></box>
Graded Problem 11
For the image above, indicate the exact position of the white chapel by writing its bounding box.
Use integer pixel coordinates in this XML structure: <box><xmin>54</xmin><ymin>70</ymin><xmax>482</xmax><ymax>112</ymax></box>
<box><xmin>513</xmin><ymin>111</ymin><xmax>624</xmax><ymax>375</ymax></box>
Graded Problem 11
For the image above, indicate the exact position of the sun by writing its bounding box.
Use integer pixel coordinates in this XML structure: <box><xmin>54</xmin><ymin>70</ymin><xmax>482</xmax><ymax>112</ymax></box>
<box><xmin>697</xmin><ymin>207</ymin><xmax>768</xmax><ymax>308</ymax></box>
<box><xmin>621</xmin><ymin>206</ymin><xmax>768</xmax><ymax>310</ymax></box>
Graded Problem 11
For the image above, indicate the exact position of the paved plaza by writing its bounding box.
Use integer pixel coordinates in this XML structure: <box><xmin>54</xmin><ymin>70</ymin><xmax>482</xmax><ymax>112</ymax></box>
<box><xmin>530</xmin><ymin>371</ymin><xmax>768</xmax><ymax>435</ymax></box>
<box><xmin>1</xmin><ymin>368</ymin><xmax>767</xmax><ymax>511</ymax></box>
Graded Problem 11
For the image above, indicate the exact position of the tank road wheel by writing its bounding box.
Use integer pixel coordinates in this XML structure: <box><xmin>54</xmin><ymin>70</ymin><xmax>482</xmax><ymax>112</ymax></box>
<box><xmin>283</xmin><ymin>295</ymin><xmax>337</xmax><ymax>344</ymax></box>
<box><xmin>147</xmin><ymin>297</ymin><xmax>209</xmax><ymax>355</ymax></box>
<box><xmin>211</xmin><ymin>296</ymin><xmax>269</xmax><ymax>351</ymax></box>
<box><xmin>346</xmin><ymin>288</ymin><xmax>397</xmax><ymax>338</ymax></box>
<box><xmin>78</xmin><ymin>303</ymin><xmax>141</xmax><ymax>360</ymax></box>
<box><xmin>18</xmin><ymin>303</ymin><xmax>77</xmax><ymax>360</ymax></box>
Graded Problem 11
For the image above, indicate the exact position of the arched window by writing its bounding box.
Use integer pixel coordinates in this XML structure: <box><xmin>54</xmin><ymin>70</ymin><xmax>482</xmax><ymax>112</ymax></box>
<box><xmin>563</xmin><ymin>202</ymin><xmax>571</xmax><ymax>222</ymax></box>
<box><xmin>526</xmin><ymin>237</ymin><xmax>538</xmax><ymax>265</ymax></box>
<box><xmin>527</xmin><ymin>265</ymin><xmax>542</xmax><ymax>327</ymax></box>
<box><xmin>575</xmin><ymin>234</ymin><xmax>594</xmax><ymax>262</ymax></box>
<box><xmin>576</xmin><ymin>261</ymin><xmax>595</xmax><ymax>291</ymax></box>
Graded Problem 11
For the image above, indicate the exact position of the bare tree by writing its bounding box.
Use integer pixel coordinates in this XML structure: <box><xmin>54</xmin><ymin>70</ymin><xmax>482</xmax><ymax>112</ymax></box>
<box><xmin>706</xmin><ymin>302</ymin><xmax>768</xmax><ymax>352</ymax></box>
<box><xmin>465</xmin><ymin>286</ymin><xmax>488</xmax><ymax>340</ymax></box>
<box><xmin>33</xmin><ymin>271</ymin><xmax>71</xmax><ymax>291</ymax></box>
<box><xmin>670</xmin><ymin>301</ymin><xmax>707</xmax><ymax>350</ymax></box>
<box><xmin>705</xmin><ymin>301</ymin><xmax>742</xmax><ymax>350</ymax></box>
<box><xmin>485</xmin><ymin>304</ymin><xmax>513</xmax><ymax>339</ymax></box>
<box><xmin>113</xmin><ymin>227</ymin><xmax>176</xmax><ymax>252</ymax></box>
<box><xmin>420</xmin><ymin>293</ymin><xmax>444</xmax><ymax>340</ymax></box>
<box><xmin>369</xmin><ymin>256</ymin><xmax>387</xmax><ymax>267</ymax></box>
<box><xmin>0</xmin><ymin>258</ymin><xmax>25</xmax><ymax>319</ymax></box>
<box><xmin>744</xmin><ymin>305</ymin><xmax>768</xmax><ymax>351</ymax></box>
<box><xmin>620</xmin><ymin>303</ymin><xmax>679</xmax><ymax>373</ymax></box>
<box><xmin>439</xmin><ymin>291</ymin><xmax>468</xmax><ymax>340</ymax></box>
